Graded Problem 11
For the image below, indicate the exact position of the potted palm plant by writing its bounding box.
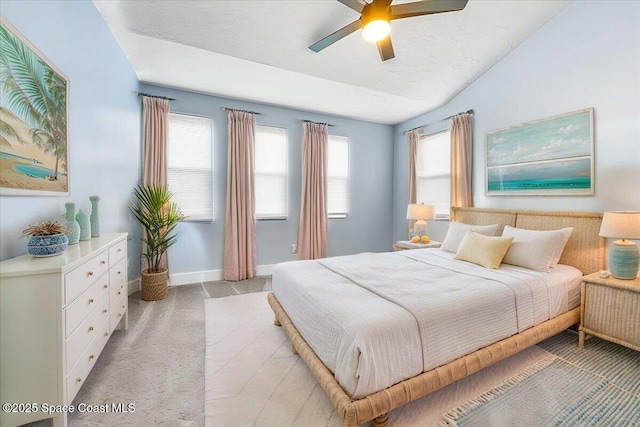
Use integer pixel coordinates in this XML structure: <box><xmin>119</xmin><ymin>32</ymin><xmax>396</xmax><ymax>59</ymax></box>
<box><xmin>129</xmin><ymin>184</ymin><xmax>185</xmax><ymax>301</ymax></box>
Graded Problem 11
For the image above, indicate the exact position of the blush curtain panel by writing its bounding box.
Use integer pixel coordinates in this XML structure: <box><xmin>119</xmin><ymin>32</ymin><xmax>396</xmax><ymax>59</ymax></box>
<box><xmin>298</xmin><ymin>122</ymin><xmax>328</xmax><ymax>260</ymax></box>
<box><xmin>451</xmin><ymin>112</ymin><xmax>473</xmax><ymax>208</ymax></box>
<box><xmin>224</xmin><ymin>110</ymin><xmax>257</xmax><ymax>281</ymax></box>
<box><xmin>142</xmin><ymin>97</ymin><xmax>170</xmax><ymax>188</ymax></box>
<box><xmin>407</xmin><ymin>129</ymin><xmax>419</xmax><ymax>205</ymax></box>
<box><xmin>141</xmin><ymin>96</ymin><xmax>170</xmax><ymax>272</ymax></box>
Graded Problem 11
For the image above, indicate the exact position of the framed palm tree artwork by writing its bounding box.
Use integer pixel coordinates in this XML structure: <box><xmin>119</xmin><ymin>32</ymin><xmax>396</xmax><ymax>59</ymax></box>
<box><xmin>0</xmin><ymin>17</ymin><xmax>69</xmax><ymax>196</ymax></box>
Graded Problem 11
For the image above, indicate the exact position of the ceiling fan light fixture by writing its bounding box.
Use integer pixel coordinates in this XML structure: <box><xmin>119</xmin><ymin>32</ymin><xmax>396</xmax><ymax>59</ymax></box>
<box><xmin>362</xmin><ymin>19</ymin><xmax>390</xmax><ymax>42</ymax></box>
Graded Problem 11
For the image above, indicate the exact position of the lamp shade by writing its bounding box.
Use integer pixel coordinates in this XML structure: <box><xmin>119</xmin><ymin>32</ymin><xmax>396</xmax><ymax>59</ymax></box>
<box><xmin>406</xmin><ymin>204</ymin><xmax>435</xmax><ymax>221</ymax></box>
<box><xmin>599</xmin><ymin>211</ymin><xmax>640</xmax><ymax>239</ymax></box>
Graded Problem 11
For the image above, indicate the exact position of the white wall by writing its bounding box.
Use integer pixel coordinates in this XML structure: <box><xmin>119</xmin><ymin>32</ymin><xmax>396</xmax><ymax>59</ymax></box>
<box><xmin>393</xmin><ymin>0</ymin><xmax>640</xmax><ymax>243</ymax></box>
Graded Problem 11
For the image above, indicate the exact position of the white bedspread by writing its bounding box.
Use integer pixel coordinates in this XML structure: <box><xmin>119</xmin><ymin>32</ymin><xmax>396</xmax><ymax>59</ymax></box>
<box><xmin>271</xmin><ymin>249</ymin><xmax>582</xmax><ymax>399</ymax></box>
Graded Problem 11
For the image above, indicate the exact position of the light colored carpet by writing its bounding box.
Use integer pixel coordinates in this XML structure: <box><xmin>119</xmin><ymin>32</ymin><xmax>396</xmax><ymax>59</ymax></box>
<box><xmin>204</xmin><ymin>292</ymin><xmax>555</xmax><ymax>427</ymax></box>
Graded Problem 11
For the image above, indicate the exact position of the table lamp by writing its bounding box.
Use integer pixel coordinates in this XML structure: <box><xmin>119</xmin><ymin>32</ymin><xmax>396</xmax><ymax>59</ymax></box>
<box><xmin>406</xmin><ymin>203</ymin><xmax>435</xmax><ymax>238</ymax></box>
<box><xmin>599</xmin><ymin>211</ymin><xmax>640</xmax><ymax>279</ymax></box>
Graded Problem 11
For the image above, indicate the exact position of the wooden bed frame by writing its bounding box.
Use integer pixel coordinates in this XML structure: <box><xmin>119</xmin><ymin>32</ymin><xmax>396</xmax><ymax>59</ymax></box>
<box><xmin>268</xmin><ymin>208</ymin><xmax>604</xmax><ymax>427</ymax></box>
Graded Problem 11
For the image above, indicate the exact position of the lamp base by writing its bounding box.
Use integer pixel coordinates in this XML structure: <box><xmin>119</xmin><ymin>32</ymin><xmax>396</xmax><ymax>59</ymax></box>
<box><xmin>609</xmin><ymin>240</ymin><xmax>639</xmax><ymax>280</ymax></box>
<box><xmin>412</xmin><ymin>220</ymin><xmax>428</xmax><ymax>238</ymax></box>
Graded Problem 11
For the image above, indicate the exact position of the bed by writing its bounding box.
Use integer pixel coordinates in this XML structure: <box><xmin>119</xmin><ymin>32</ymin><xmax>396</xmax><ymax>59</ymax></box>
<box><xmin>268</xmin><ymin>208</ymin><xmax>604</xmax><ymax>427</ymax></box>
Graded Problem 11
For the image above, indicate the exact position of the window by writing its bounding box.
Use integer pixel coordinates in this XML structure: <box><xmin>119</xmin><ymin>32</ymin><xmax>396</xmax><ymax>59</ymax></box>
<box><xmin>416</xmin><ymin>130</ymin><xmax>451</xmax><ymax>219</ymax></box>
<box><xmin>167</xmin><ymin>113</ymin><xmax>213</xmax><ymax>221</ymax></box>
<box><xmin>327</xmin><ymin>135</ymin><xmax>349</xmax><ymax>218</ymax></box>
<box><xmin>255</xmin><ymin>125</ymin><xmax>288</xmax><ymax>219</ymax></box>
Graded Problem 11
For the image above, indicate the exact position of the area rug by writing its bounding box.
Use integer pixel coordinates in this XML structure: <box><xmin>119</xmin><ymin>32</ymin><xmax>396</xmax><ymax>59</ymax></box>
<box><xmin>442</xmin><ymin>332</ymin><xmax>640</xmax><ymax>427</ymax></box>
<box><xmin>204</xmin><ymin>292</ymin><xmax>637</xmax><ymax>427</ymax></box>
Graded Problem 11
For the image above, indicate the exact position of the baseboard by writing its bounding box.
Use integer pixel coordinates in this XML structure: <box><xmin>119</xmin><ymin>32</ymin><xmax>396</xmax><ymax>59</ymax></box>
<box><xmin>128</xmin><ymin>265</ymin><xmax>275</xmax><ymax>291</ymax></box>
<box><xmin>168</xmin><ymin>264</ymin><xmax>276</xmax><ymax>286</ymax></box>
<box><xmin>128</xmin><ymin>277</ymin><xmax>140</xmax><ymax>296</ymax></box>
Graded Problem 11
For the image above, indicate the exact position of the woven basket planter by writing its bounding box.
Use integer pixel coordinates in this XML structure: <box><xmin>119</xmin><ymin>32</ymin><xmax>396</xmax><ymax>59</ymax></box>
<box><xmin>141</xmin><ymin>268</ymin><xmax>168</xmax><ymax>301</ymax></box>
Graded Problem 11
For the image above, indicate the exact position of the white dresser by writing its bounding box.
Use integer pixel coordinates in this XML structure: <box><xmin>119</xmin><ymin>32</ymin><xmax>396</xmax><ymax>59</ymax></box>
<box><xmin>0</xmin><ymin>233</ymin><xmax>128</xmax><ymax>427</ymax></box>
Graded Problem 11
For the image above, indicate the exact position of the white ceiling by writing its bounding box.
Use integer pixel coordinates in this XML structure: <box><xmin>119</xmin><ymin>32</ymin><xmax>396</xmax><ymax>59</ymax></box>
<box><xmin>93</xmin><ymin>0</ymin><xmax>569</xmax><ymax>125</ymax></box>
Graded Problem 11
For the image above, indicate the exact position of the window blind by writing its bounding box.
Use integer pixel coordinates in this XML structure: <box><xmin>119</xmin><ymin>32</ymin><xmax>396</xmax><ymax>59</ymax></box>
<box><xmin>417</xmin><ymin>130</ymin><xmax>451</xmax><ymax>218</ymax></box>
<box><xmin>167</xmin><ymin>113</ymin><xmax>213</xmax><ymax>221</ymax></box>
<box><xmin>328</xmin><ymin>135</ymin><xmax>349</xmax><ymax>217</ymax></box>
<box><xmin>255</xmin><ymin>125</ymin><xmax>288</xmax><ymax>219</ymax></box>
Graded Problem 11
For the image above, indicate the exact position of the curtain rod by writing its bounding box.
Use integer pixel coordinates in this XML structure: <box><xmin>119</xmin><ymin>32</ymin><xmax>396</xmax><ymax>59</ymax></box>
<box><xmin>299</xmin><ymin>119</ymin><xmax>335</xmax><ymax>127</ymax></box>
<box><xmin>222</xmin><ymin>107</ymin><xmax>262</xmax><ymax>115</ymax></box>
<box><xmin>135</xmin><ymin>91</ymin><xmax>175</xmax><ymax>101</ymax></box>
<box><xmin>402</xmin><ymin>109</ymin><xmax>474</xmax><ymax>134</ymax></box>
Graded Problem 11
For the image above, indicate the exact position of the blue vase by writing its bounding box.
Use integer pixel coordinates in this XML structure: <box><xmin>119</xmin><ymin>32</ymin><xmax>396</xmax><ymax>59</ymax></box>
<box><xmin>609</xmin><ymin>241</ymin><xmax>640</xmax><ymax>279</ymax></box>
<box><xmin>64</xmin><ymin>202</ymin><xmax>80</xmax><ymax>245</ymax></box>
<box><xmin>27</xmin><ymin>233</ymin><xmax>69</xmax><ymax>257</ymax></box>
<box><xmin>76</xmin><ymin>209</ymin><xmax>91</xmax><ymax>241</ymax></box>
<box><xmin>90</xmin><ymin>195</ymin><xmax>100</xmax><ymax>237</ymax></box>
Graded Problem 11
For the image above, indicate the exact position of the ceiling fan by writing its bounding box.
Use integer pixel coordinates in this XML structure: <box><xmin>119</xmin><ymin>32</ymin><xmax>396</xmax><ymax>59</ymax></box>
<box><xmin>309</xmin><ymin>0</ymin><xmax>469</xmax><ymax>61</ymax></box>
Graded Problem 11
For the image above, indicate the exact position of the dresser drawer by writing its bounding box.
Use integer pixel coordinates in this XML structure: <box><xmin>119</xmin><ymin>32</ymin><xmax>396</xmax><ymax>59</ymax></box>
<box><xmin>64</xmin><ymin>250</ymin><xmax>109</xmax><ymax>304</ymax></box>
<box><xmin>109</xmin><ymin>239</ymin><xmax>127</xmax><ymax>265</ymax></box>
<box><xmin>65</xmin><ymin>275</ymin><xmax>109</xmax><ymax>338</ymax></box>
<box><xmin>109</xmin><ymin>258</ymin><xmax>127</xmax><ymax>303</ymax></box>
<box><xmin>66</xmin><ymin>319</ymin><xmax>110</xmax><ymax>404</ymax></box>
<box><xmin>65</xmin><ymin>294</ymin><xmax>109</xmax><ymax>373</ymax></box>
<box><xmin>110</xmin><ymin>295</ymin><xmax>127</xmax><ymax>332</ymax></box>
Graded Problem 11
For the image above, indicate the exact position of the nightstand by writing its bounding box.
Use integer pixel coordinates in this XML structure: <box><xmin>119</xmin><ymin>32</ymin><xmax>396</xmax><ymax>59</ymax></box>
<box><xmin>578</xmin><ymin>272</ymin><xmax>640</xmax><ymax>351</ymax></box>
<box><xmin>393</xmin><ymin>240</ymin><xmax>441</xmax><ymax>251</ymax></box>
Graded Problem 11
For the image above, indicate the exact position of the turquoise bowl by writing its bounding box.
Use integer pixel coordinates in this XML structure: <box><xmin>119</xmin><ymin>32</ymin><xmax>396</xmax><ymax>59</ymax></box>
<box><xmin>27</xmin><ymin>233</ymin><xmax>69</xmax><ymax>257</ymax></box>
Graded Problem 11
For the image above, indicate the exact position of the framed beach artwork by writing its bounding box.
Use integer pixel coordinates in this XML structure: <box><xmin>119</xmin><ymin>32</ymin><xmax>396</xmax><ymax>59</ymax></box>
<box><xmin>485</xmin><ymin>108</ymin><xmax>594</xmax><ymax>196</ymax></box>
<box><xmin>0</xmin><ymin>17</ymin><xmax>69</xmax><ymax>196</ymax></box>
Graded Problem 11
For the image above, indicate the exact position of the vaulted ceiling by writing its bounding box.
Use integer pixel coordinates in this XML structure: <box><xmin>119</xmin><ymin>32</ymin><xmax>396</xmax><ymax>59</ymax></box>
<box><xmin>93</xmin><ymin>0</ymin><xmax>569</xmax><ymax>124</ymax></box>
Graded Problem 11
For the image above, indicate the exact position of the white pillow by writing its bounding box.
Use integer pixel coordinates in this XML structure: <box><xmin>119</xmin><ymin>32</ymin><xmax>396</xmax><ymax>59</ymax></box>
<box><xmin>501</xmin><ymin>225</ymin><xmax>573</xmax><ymax>271</ymax></box>
<box><xmin>440</xmin><ymin>221</ymin><xmax>501</xmax><ymax>253</ymax></box>
<box><xmin>454</xmin><ymin>231</ymin><xmax>514</xmax><ymax>269</ymax></box>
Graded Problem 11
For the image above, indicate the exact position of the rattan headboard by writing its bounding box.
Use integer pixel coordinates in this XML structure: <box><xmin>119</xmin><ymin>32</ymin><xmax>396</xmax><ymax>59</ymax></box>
<box><xmin>451</xmin><ymin>207</ymin><xmax>604</xmax><ymax>274</ymax></box>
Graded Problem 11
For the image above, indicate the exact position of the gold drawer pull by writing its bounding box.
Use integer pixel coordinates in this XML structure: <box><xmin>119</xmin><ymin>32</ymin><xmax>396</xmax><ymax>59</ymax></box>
<box><xmin>121</xmin><ymin>305</ymin><xmax>125</xmax><ymax>309</ymax></box>
<box><xmin>102</xmin><ymin>309</ymin><xmax>108</xmax><ymax>314</ymax></box>
<box><xmin>89</xmin><ymin>354</ymin><xmax>95</xmax><ymax>360</ymax></box>
<box><xmin>88</xmin><ymin>326</ymin><xmax>94</xmax><ymax>332</ymax></box>
<box><xmin>76</xmin><ymin>378</ymin><xmax>82</xmax><ymax>383</ymax></box>
<box><xmin>100</xmin><ymin>260</ymin><xmax>106</xmax><ymax>265</ymax></box>
<box><xmin>88</xmin><ymin>298</ymin><xmax>94</xmax><ymax>304</ymax></box>
<box><xmin>87</xmin><ymin>271</ymin><xmax>94</xmax><ymax>277</ymax></box>
<box><xmin>118</xmin><ymin>313</ymin><xmax>122</xmax><ymax>317</ymax></box>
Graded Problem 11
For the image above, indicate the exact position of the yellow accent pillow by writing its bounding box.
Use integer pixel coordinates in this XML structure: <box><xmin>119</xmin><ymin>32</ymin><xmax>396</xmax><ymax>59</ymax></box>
<box><xmin>454</xmin><ymin>230</ymin><xmax>514</xmax><ymax>269</ymax></box>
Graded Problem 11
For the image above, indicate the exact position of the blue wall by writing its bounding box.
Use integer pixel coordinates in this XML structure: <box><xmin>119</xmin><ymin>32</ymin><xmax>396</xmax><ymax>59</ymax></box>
<box><xmin>392</xmin><ymin>0</ymin><xmax>640</xmax><ymax>243</ymax></box>
<box><xmin>0</xmin><ymin>1</ymin><xmax>142</xmax><ymax>279</ymax></box>
<box><xmin>139</xmin><ymin>84</ymin><xmax>394</xmax><ymax>282</ymax></box>
<box><xmin>4</xmin><ymin>1</ymin><xmax>636</xmax><ymax>282</ymax></box>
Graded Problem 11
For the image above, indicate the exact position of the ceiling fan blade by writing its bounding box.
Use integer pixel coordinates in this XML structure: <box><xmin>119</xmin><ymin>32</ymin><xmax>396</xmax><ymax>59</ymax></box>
<box><xmin>309</xmin><ymin>19</ymin><xmax>362</xmax><ymax>53</ymax></box>
<box><xmin>377</xmin><ymin>35</ymin><xmax>395</xmax><ymax>61</ymax></box>
<box><xmin>338</xmin><ymin>0</ymin><xmax>365</xmax><ymax>13</ymax></box>
<box><xmin>391</xmin><ymin>0</ymin><xmax>468</xmax><ymax>20</ymax></box>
